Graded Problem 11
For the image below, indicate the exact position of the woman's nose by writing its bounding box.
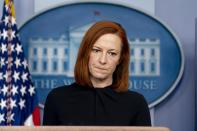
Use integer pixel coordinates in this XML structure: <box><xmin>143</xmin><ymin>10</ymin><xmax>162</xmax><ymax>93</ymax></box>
<box><xmin>99</xmin><ymin>52</ymin><xmax>107</xmax><ymax>64</ymax></box>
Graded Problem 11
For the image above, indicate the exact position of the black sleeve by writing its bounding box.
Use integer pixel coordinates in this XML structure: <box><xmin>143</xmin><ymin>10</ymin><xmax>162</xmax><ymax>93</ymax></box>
<box><xmin>135</xmin><ymin>94</ymin><xmax>151</xmax><ymax>126</ymax></box>
<box><xmin>43</xmin><ymin>90</ymin><xmax>59</xmax><ymax>125</ymax></box>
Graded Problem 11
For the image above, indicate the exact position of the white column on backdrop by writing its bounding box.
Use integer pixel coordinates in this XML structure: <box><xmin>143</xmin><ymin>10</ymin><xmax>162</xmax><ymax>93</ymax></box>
<box><xmin>15</xmin><ymin>0</ymin><xmax>34</xmax><ymax>27</ymax></box>
<box><xmin>0</xmin><ymin>1</ymin><xmax>3</xmax><ymax>18</ymax></box>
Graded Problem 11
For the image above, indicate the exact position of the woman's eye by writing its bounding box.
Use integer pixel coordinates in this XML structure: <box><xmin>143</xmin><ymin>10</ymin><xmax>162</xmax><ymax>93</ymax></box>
<box><xmin>92</xmin><ymin>48</ymin><xmax>100</xmax><ymax>53</ymax></box>
<box><xmin>108</xmin><ymin>52</ymin><xmax>117</xmax><ymax>56</ymax></box>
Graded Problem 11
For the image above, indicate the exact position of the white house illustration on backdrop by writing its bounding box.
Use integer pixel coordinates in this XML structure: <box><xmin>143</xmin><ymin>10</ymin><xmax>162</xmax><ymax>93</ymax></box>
<box><xmin>28</xmin><ymin>23</ymin><xmax>160</xmax><ymax>77</ymax></box>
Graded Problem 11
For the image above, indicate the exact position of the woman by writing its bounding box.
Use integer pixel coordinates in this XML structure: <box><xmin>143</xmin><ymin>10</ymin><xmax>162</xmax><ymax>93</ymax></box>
<box><xmin>43</xmin><ymin>21</ymin><xmax>151</xmax><ymax>126</ymax></box>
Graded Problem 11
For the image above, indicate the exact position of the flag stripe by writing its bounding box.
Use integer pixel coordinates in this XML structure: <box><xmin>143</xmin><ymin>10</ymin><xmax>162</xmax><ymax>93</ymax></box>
<box><xmin>33</xmin><ymin>107</ymin><xmax>40</xmax><ymax>125</ymax></box>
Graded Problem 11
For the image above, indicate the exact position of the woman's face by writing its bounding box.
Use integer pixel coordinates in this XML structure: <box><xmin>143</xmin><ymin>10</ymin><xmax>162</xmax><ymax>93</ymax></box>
<box><xmin>88</xmin><ymin>33</ymin><xmax>122</xmax><ymax>85</ymax></box>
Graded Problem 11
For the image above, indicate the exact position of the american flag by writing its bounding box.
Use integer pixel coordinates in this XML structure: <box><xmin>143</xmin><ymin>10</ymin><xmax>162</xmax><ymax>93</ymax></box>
<box><xmin>0</xmin><ymin>0</ymin><xmax>40</xmax><ymax>125</ymax></box>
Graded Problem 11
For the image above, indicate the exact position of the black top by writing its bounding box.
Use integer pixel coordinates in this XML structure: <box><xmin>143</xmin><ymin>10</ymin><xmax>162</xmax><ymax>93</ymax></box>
<box><xmin>43</xmin><ymin>83</ymin><xmax>151</xmax><ymax>126</ymax></box>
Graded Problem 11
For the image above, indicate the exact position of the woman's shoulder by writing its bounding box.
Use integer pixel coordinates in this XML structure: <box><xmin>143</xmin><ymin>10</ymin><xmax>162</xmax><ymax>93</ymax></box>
<box><xmin>121</xmin><ymin>90</ymin><xmax>148</xmax><ymax>104</ymax></box>
<box><xmin>123</xmin><ymin>90</ymin><xmax>144</xmax><ymax>98</ymax></box>
<box><xmin>47</xmin><ymin>83</ymin><xmax>78</xmax><ymax>99</ymax></box>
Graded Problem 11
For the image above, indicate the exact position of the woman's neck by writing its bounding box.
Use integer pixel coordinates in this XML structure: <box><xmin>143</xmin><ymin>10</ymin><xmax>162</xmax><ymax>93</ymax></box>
<box><xmin>91</xmin><ymin>77</ymin><xmax>112</xmax><ymax>88</ymax></box>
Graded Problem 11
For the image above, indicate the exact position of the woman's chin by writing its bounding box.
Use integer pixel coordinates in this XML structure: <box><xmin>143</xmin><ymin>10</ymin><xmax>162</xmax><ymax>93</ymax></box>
<box><xmin>91</xmin><ymin>74</ymin><xmax>108</xmax><ymax>81</ymax></box>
